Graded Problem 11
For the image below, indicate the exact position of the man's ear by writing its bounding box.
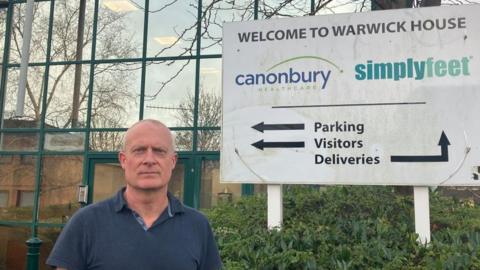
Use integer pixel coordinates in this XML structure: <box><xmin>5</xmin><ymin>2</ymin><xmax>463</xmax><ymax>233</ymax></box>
<box><xmin>171</xmin><ymin>153</ymin><xmax>178</xmax><ymax>168</ymax></box>
<box><xmin>118</xmin><ymin>151</ymin><xmax>127</xmax><ymax>169</ymax></box>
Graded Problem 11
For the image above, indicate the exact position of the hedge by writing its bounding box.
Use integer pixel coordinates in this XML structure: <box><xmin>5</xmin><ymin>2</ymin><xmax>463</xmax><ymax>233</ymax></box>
<box><xmin>205</xmin><ymin>186</ymin><xmax>480</xmax><ymax>269</ymax></box>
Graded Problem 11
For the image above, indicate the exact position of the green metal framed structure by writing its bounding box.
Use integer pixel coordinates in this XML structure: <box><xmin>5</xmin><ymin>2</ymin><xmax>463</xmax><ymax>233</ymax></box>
<box><xmin>0</xmin><ymin>0</ymin><xmax>330</xmax><ymax>268</ymax></box>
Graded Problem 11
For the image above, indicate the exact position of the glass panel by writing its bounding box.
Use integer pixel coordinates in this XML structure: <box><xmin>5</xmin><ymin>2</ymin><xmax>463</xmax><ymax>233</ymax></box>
<box><xmin>96</xmin><ymin>0</ymin><xmax>144</xmax><ymax>60</ymax></box>
<box><xmin>0</xmin><ymin>226</ymin><xmax>30</xmax><ymax>270</ymax></box>
<box><xmin>38</xmin><ymin>227</ymin><xmax>62</xmax><ymax>270</ymax></box>
<box><xmin>144</xmin><ymin>60</ymin><xmax>195</xmax><ymax>127</ymax></box>
<box><xmin>2</xmin><ymin>67</ymin><xmax>45</xmax><ymax>127</ymax></box>
<box><xmin>169</xmin><ymin>159</ymin><xmax>185</xmax><ymax>201</ymax></box>
<box><xmin>0</xmin><ymin>155</ymin><xmax>36</xmax><ymax>222</ymax></box>
<box><xmin>200</xmin><ymin>159</ymin><xmax>241</xmax><ymax>208</ymax></box>
<box><xmin>91</xmin><ymin>160</ymin><xmax>184</xmax><ymax>203</ymax></box>
<box><xmin>0</xmin><ymin>132</ymin><xmax>39</xmax><ymax>151</ymax></box>
<box><xmin>39</xmin><ymin>155</ymin><xmax>83</xmax><ymax>223</ymax></box>
<box><xmin>92</xmin><ymin>162</ymin><xmax>124</xmax><ymax>203</ymax></box>
<box><xmin>318</xmin><ymin>0</ymin><xmax>369</xmax><ymax>14</ymax></box>
<box><xmin>17</xmin><ymin>191</ymin><xmax>34</xmax><ymax>207</ymax></box>
<box><xmin>173</xmin><ymin>131</ymin><xmax>193</xmax><ymax>151</ymax></box>
<box><xmin>0</xmin><ymin>156</ymin><xmax>12</xmax><ymax>164</ymax></box>
<box><xmin>147</xmin><ymin>0</ymin><xmax>196</xmax><ymax>57</ymax></box>
<box><xmin>198</xmin><ymin>130</ymin><xmax>220</xmax><ymax>151</ymax></box>
<box><xmin>50</xmin><ymin>1</ymin><xmax>94</xmax><ymax>62</ymax></box>
<box><xmin>44</xmin><ymin>132</ymin><xmax>85</xmax><ymax>152</ymax></box>
<box><xmin>92</xmin><ymin>62</ymin><xmax>141</xmax><ymax>128</ymax></box>
<box><xmin>0</xmin><ymin>191</ymin><xmax>8</xmax><ymax>207</ymax></box>
<box><xmin>0</xmin><ymin>8</ymin><xmax>6</xmax><ymax>64</ymax></box>
<box><xmin>198</xmin><ymin>59</ymin><xmax>221</xmax><ymax>127</ymax></box>
<box><xmin>89</xmin><ymin>131</ymin><xmax>125</xmax><ymax>151</ymax></box>
<box><xmin>254</xmin><ymin>184</ymin><xmax>267</xmax><ymax>194</ymax></box>
<box><xmin>9</xmin><ymin>2</ymin><xmax>50</xmax><ymax>63</ymax></box>
<box><xmin>45</xmin><ymin>65</ymin><xmax>90</xmax><ymax>128</ymax></box>
<box><xmin>201</xmin><ymin>0</ymin><xmax>255</xmax><ymax>54</ymax></box>
<box><xmin>259</xmin><ymin>1</ymin><xmax>311</xmax><ymax>19</ymax></box>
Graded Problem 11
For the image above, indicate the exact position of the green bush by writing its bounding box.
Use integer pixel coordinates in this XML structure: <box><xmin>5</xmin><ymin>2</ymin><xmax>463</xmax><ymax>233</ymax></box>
<box><xmin>204</xmin><ymin>186</ymin><xmax>480</xmax><ymax>269</ymax></box>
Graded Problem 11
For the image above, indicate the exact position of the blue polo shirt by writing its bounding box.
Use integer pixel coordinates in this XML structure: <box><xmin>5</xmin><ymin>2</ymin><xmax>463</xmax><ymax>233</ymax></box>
<box><xmin>47</xmin><ymin>188</ymin><xmax>222</xmax><ymax>270</ymax></box>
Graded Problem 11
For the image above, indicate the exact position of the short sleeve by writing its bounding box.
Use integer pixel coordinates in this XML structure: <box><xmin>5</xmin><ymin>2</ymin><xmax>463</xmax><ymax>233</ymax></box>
<box><xmin>46</xmin><ymin>208</ymin><xmax>90</xmax><ymax>270</ymax></box>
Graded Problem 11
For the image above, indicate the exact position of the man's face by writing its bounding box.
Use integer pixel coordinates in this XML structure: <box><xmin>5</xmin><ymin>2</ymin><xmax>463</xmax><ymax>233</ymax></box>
<box><xmin>118</xmin><ymin>122</ymin><xmax>177</xmax><ymax>192</ymax></box>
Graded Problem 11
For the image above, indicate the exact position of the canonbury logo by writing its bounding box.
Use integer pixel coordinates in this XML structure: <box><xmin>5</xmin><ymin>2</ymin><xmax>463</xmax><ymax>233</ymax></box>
<box><xmin>234</xmin><ymin>56</ymin><xmax>342</xmax><ymax>90</ymax></box>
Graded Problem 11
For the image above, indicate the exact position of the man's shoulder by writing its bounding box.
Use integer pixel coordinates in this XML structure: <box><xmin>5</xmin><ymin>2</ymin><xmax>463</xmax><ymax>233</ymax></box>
<box><xmin>69</xmin><ymin>196</ymin><xmax>116</xmax><ymax>222</ymax></box>
<box><xmin>180</xmin><ymin>205</ymin><xmax>211</xmax><ymax>225</ymax></box>
<box><xmin>168</xmin><ymin>193</ymin><xmax>209</xmax><ymax>224</ymax></box>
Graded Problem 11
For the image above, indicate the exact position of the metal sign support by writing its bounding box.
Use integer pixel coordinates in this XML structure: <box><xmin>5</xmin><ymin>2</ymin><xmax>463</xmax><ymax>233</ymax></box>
<box><xmin>414</xmin><ymin>186</ymin><xmax>431</xmax><ymax>244</ymax></box>
<box><xmin>267</xmin><ymin>184</ymin><xmax>283</xmax><ymax>230</ymax></box>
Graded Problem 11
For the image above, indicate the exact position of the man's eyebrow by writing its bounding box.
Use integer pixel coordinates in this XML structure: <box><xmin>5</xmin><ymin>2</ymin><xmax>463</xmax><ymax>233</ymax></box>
<box><xmin>153</xmin><ymin>146</ymin><xmax>170</xmax><ymax>151</ymax></box>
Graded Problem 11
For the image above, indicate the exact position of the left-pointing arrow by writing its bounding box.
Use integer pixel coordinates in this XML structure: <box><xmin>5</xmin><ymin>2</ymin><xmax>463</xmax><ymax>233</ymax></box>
<box><xmin>252</xmin><ymin>140</ymin><xmax>305</xmax><ymax>150</ymax></box>
<box><xmin>252</xmin><ymin>122</ymin><xmax>305</xmax><ymax>133</ymax></box>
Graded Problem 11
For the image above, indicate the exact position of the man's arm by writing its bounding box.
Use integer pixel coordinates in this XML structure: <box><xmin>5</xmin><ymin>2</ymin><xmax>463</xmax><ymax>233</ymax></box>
<box><xmin>200</xmin><ymin>220</ymin><xmax>222</xmax><ymax>270</ymax></box>
<box><xmin>47</xmin><ymin>208</ymin><xmax>90</xmax><ymax>270</ymax></box>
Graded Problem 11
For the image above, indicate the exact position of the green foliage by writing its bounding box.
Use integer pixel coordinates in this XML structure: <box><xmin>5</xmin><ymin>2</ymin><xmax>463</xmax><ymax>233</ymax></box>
<box><xmin>204</xmin><ymin>186</ymin><xmax>480</xmax><ymax>269</ymax></box>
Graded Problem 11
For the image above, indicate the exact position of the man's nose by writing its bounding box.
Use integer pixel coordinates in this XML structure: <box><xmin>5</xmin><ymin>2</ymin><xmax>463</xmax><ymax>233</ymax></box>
<box><xmin>142</xmin><ymin>148</ymin><xmax>156</xmax><ymax>164</ymax></box>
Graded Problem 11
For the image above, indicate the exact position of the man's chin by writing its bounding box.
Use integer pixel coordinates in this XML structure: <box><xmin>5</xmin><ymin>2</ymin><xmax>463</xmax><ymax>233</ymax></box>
<box><xmin>132</xmin><ymin>182</ymin><xmax>167</xmax><ymax>192</ymax></box>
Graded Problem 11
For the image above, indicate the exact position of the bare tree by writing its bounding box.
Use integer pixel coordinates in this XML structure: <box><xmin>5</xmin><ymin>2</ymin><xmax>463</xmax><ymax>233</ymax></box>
<box><xmin>146</xmin><ymin>0</ymin><xmax>366</xmax><ymax>100</ymax></box>
<box><xmin>3</xmin><ymin>1</ymin><xmax>138</xmax><ymax>131</ymax></box>
<box><xmin>174</xmin><ymin>88</ymin><xmax>221</xmax><ymax>151</ymax></box>
<box><xmin>0</xmin><ymin>8</ymin><xmax>6</xmax><ymax>62</ymax></box>
<box><xmin>3</xmin><ymin>0</ymin><xmax>479</xmax><ymax>132</ymax></box>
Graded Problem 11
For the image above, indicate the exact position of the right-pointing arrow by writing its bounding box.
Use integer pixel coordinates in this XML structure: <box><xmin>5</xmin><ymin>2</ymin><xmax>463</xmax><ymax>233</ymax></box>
<box><xmin>390</xmin><ymin>131</ymin><xmax>450</xmax><ymax>162</ymax></box>
<box><xmin>252</xmin><ymin>140</ymin><xmax>305</xmax><ymax>150</ymax></box>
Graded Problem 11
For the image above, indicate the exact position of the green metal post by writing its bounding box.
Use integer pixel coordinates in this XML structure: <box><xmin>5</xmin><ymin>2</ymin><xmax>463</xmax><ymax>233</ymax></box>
<box><xmin>26</xmin><ymin>0</ymin><xmax>56</xmax><ymax>268</ymax></box>
<box><xmin>81</xmin><ymin>0</ymin><xmax>100</xmax><ymax>192</ymax></box>
<box><xmin>183</xmin><ymin>158</ymin><xmax>195</xmax><ymax>207</ymax></box>
<box><xmin>139</xmin><ymin>0</ymin><xmax>149</xmax><ymax>120</ymax></box>
<box><xmin>0</xmin><ymin>0</ymin><xmax>13</xmax><ymax>123</ymax></box>
<box><xmin>242</xmin><ymin>184</ymin><xmax>254</xmax><ymax>196</ymax></box>
<box><xmin>186</xmin><ymin>0</ymin><xmax>204</xmax><ymax>207</ymax></box>
<box><xmin>193</xmin><ymin>157</ymin><xmax>202</xmax><ymax>208</ymax></box>
<box><xmin>25</xmin><ymin>237</ymin><xmax>42</xmax><ymax>270</ymax></box>
<box><xmin>192</xmin><ymin>0</ymin><xmax>202</xmax><ymax>154</ymax></box>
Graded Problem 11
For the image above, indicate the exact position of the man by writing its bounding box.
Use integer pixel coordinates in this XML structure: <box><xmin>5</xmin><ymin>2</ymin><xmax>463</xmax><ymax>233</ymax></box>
<box><xmin>47</xmin><ymin>119</ymin><xmax>222</xmax><ymax>270</ymax></box>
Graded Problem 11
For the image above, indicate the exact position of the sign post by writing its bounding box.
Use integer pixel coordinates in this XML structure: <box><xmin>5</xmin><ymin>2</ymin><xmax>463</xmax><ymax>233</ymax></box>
<box><xmin>221</xmin><ymin>5</ymin><xmax>480</xmax><ymax>239</ymax></box>
<box><xmin>414</xmin><ymin>186</ymin><xmax>431</xmax><ymax>244</ymax></box>
<box><xmin>267</xmin><ymin>184</ymin><xmax>283</xmax><ymax>230</ymax></box>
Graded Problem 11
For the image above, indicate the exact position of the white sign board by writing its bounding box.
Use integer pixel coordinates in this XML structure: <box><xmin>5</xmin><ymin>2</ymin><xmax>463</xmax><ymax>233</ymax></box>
<box><xmin>221</xmin><ymin>5</ymin><xmax>480</xmax><ymax>186</ymax></box>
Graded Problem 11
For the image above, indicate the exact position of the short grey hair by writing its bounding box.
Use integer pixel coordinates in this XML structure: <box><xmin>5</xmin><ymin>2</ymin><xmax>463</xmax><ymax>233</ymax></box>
<box><xmin>121</xmin><ymin>119</ymin><xmax>176</xmax><ymax>152</ymax></box>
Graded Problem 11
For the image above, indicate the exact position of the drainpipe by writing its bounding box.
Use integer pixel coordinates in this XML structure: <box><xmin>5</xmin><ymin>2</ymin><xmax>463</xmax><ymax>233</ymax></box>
<box><xmin>15</xmin><ymin>0</ymin><xmax>35</xmax><ymax>117</ymax></box>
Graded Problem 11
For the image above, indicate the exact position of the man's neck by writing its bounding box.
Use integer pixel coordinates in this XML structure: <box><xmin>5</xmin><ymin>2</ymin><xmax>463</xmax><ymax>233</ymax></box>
<box><xmin>124</xmin><ymin>186</ymin><xmax>169</xmax><ymax>228</ymax></box>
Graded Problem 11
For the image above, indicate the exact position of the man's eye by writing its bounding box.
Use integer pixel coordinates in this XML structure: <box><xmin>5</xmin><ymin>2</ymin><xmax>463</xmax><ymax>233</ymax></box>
<box><xmin>133</xmin><ymin>148</ymin><xmax>145</xmax><ymax>154</ymax></box>
<box><xmin>154</xmin><ymin>149</ymin><xmax>167</xmax><ymax>155</ymax></box>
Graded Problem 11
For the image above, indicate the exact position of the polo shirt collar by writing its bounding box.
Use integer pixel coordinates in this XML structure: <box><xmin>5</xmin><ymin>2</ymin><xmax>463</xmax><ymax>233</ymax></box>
<box><xmin>113</xmin><ymin>187</ymin><xmax>185</xmax><ymax>215</ymax></box>
<box><xmin>113</xmin><ymin>188</ymin><xmax>127</xmax><ymax>212</ymax></box>
<box><xmin>166</xmin><ymin>191</ymin><xmax>185</xmax><ymax>216</ymax></box>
